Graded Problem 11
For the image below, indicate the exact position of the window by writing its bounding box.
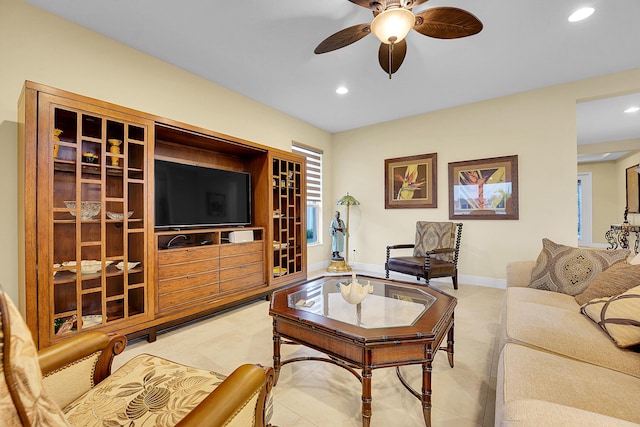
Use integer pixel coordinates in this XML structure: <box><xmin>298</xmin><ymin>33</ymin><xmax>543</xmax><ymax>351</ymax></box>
<box><xmin>577</xmin><ymin>172</ymin><xmax>592</xmax><ymax>246</ymax></box>
<box><xmin>293</xmin><ymin>143</ymin><xmax>322</xmax><ymax>245</ymax></box>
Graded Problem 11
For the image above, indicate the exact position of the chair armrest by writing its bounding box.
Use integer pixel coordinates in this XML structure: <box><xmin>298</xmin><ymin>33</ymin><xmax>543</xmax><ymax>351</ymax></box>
<box><xmin>39</xmin><ymin>332</ymin><xmax>126</xmax><ymax>408</ymax></box>
<box><xmin>177</xmin><ymin>364</ymin><xmax>275</xmax><ymax>427</ymax></box>
<box><xmin>506</xmin><ymin>261</ymin><xmax>536</xmax><ymax>287</ymax></box>
<box><xmin>425</xmin><ymin>247</ymin><xmax>456</xmax><ymax>255</ymax></box>
<box><xmin>39</xmin><ymin>332</ymin><xmax>126</xmax><ymax>380</ymax></box>
<box><xmin>386</xmin><ymin>244</ymin><xmax>415</xmax><ymax>250</ymax></box>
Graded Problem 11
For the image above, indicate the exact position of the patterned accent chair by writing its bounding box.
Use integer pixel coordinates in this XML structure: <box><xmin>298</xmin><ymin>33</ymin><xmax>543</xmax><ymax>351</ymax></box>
<box><xmin>0</xmin><ymin>290</ymin><xmax>274</xmax><ymax>426</ymax></box>
<box><xmin>385</xmin><ymin>221</ymin><xmax>463</xmax><ymax>289</ymax></box>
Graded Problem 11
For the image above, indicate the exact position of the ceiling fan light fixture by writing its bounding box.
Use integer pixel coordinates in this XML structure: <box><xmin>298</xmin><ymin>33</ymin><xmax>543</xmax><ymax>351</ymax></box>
<box><xmin>370</xmin><ymin>8</ymin><xmax>415</xmax><ymax>44</ymax></box>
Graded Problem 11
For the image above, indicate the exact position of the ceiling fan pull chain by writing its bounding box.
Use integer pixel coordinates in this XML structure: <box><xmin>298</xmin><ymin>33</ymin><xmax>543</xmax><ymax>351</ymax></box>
<box><xmin>388</xmin><ymin>41</ymin><xmax>394</xmax><ymax>79</ymax></box>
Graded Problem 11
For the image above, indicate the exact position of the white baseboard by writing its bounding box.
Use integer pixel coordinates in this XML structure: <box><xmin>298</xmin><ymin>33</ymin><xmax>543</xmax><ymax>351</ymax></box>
<box><xmin>307</xmin><ymin>261</ymin><xmax>506</xmax><ymax>289</ymax></box>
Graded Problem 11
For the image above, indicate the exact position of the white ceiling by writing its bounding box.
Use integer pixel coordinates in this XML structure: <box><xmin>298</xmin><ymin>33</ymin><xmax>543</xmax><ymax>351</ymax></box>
<box><xmin>26</xmin><ymin>0</ymin><xmax>640</xmax><ymax>147</ymax></box>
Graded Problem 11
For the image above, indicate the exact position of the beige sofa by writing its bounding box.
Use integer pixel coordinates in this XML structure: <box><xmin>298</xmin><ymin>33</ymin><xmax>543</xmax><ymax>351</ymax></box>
<box><xmin>495</xmin><ymin>260</ymin><xmax>640</xmax><ymax>426</ymax></box>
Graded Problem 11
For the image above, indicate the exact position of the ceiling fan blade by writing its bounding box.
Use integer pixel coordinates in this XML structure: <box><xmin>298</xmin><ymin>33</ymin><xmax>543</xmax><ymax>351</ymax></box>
<box><xmin>348</xmin><ymin>0</ymin><xmax>383</xmax><ymax>11</ymax></box>
<box><xmin>413</xmin><ymin>7</ymin><xmax>483</xmax><ymax>39</ymax></box>
<box><xmin>314</xmin><ymin>23</ymin><xmax>371</xmax><ymax>54</ymax></box>
<box><xmin>378</xmin><ymin>39</ymin><xmax>407</xmax><ymax>76</ymax></box>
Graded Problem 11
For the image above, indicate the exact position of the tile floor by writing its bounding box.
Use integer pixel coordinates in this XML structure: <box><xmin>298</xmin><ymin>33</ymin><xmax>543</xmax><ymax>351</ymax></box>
<box><xmin>113</xmin><ymin>277</ymin><xmax>505</xmax><ymax>426</ymax></box>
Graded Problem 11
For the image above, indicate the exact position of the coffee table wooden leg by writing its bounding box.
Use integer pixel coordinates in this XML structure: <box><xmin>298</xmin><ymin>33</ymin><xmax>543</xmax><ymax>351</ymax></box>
<box><xmin>362</xmin><ymin>368</ymin><xmax>372</xmax><ymax>427</ymax></box>
<box><xmin>447</xmin><ymin>321</ymin><xmax>455</xmax><ymax>368</ymax></box>
<box><xmin>422</xmin><ymin>360</ymin><xmax>433</xmax><ymax>427</ymax></box>
<box><xmin>273</xmin><ymin>323</ymin><xmax>282</xmax><ymax>385</ymax></box>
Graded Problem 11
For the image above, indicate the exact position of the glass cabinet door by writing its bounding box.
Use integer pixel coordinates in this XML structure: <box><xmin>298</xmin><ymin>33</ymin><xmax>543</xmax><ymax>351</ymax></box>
<box><xmin>42</xmin><ymin>95</ymin><xmax>151</xmax><ymax>343</ymax></box>
<box><xmin>271</xmin><ymin>155</ymin><xmax>305</xmax><ymax>283</ymax></box>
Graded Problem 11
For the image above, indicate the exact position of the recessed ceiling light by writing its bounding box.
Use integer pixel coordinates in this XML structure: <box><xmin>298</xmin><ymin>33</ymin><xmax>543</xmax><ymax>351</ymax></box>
<box><xmin>568</xmin><ymin>7</ymin><xmax>595</xmax><ymax>22</ymax></box>
<box><xmin>624</xmin><ymin>106</ymin><xmax>640</xmax><ymax>113</ymax></box>
<box><xmin>336</xmin><ymin>86</ymin><xmax>348</xmax><ymax>95</ymax></box>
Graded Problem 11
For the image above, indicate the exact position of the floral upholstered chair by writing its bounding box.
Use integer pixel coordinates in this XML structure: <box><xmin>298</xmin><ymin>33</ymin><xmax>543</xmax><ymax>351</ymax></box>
<box><xmin>0</xmin><ymin>290</ymin><xmax>274</xmax><ymax>426</ymax></box>
<box><xmin>385</xmin><ymin>221</ymin><xmax>463</xmax><ymax>289</ymax></box>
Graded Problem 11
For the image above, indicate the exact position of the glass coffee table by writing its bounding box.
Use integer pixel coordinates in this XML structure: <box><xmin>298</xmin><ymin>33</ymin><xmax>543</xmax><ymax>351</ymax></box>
<box><xmin>269</xmin><ymin>275</ymin><xmax>456</xmax><ymax>427</ymax></box>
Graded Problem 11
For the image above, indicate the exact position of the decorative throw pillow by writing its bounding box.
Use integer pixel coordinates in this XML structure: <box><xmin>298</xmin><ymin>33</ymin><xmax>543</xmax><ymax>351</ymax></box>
<box><xmin>581</xmin><ymin>284</ymin><xmax>640</xmax><ymax>348</ymax></box>
<box><xmin>574</xmin><ymin>262</ymin><xmax>640</xmax><ymax>305</ymax></box>
<box><xmin>0</xmin><ymin>292</ymin><xmax>70</xmax><ymax>426</ymax></box>
<box><xmin>629</xmin><ymin>252</ymin><xmax>640</xmax><ymax>265</ymax></box>
<box><xmin>529</xmin><ymin>238</ymin><xmax>630</xmax><ymax>295</ymax></box>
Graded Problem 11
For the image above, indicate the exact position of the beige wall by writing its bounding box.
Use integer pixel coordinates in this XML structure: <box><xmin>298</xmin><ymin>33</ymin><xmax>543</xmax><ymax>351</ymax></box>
<box><xmin>2</xmin><ymin>0</ymin><xmax>640</xmax><ymax>306</ymax></box>
<box><xmin>578</xmin><ymin>148</ymin><xmax>640</xmax><ymax>246</ymax></box>
<box><xmin>578</xmin><ymin>161</ymin><xmax>618</xmax><ymax>245</ymax></box>
<box><xmin>332</xmin><ymin>70</ymin><xmax>640</xmax><ymax>282</ymax></box>
<box><xmin>0</xmin><ymin>0</ymin><xmax>332</xmax><ymax>304</ymax></box>
<box><xmin>617</xmin><ymin>151</ymin><xmax>640</xmax><ymax>227</ymax></box>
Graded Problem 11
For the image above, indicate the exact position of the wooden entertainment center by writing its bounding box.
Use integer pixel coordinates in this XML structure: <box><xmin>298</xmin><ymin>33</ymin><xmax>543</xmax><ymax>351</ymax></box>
<box><xmin>18</xmin><ymin>81</ymin><xmax>307</xmax><ymax>349</ymax></box>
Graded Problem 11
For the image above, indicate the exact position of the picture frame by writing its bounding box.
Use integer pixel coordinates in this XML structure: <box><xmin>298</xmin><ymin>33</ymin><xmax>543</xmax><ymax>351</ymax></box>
<box><xmin>384</xmin><ymin>153</ymin><xmax>437</xmax><ymax>209</ymax></box>
<box><xmin>448</xmin><ymin>155</ymin><xmax>519</xmax><ymax>220</ymax></box>
<box><xmin>626</xmin><ymin>164</ymin><xmax>640</xmax><ymax>214</ymax></box>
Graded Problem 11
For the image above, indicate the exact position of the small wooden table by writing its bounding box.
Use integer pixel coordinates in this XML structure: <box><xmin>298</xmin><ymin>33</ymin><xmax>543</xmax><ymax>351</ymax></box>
<box><xmin>269</xmin><ymin>275</ymin><xmax>456</xmax><ymax>427</ymax></box>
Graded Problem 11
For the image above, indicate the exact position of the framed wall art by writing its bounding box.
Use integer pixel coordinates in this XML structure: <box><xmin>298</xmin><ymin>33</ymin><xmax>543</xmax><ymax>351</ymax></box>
<box><xmin>384</xmin><ymin>153</ymin><xmax>437</xmax><ymax>209</ymax></box>
<box><xmin>448</xmin><ymin>155</ymin><xmax>519</xmax><ymax>220</ymax></box>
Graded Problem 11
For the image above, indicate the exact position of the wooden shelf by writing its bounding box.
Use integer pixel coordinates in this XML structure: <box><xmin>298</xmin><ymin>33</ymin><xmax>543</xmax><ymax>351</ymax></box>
<box><xmin>270</xmin><ymin>155</ymin><xmax>306</xmax><ymax>285</ymax></box>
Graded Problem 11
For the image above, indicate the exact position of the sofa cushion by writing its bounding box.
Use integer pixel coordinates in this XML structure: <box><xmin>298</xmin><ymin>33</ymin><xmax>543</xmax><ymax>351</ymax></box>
<box><xmin>529</xmin><ymin>238</ymin><xmax>629</xmax><ymax>295</ymax></box>
<box><xmin>500</xmin><ymin>399</ymin><xmax>640</xmax><ymax>427</ymax></box>
<box><xmin>574</xmin><ymin>262</ymin><xmax>640</xmax><ymax>305</ymax></box>
<box><xmin>497</xmin><ymin>343</ymin><xmax>640</xmax><ymax>424</ymax></box>
<box><xmin>581</xmin><ymin>284</ymin><xmax>640</xmax><ymax>349</ymax></box>
<box><xmin>63</xmin><ymin>354</ymin><xmax>227</xmax><ymax>426</ymax></box>
<box><xmin>501</xmin><ymin>287</ymin><xmax>640</xmax><ymax>378</ymax></box>
<box><xmin>503</xmin><ymin>286</ymin><xmax>578</xmax><ymax>311</ymax></box>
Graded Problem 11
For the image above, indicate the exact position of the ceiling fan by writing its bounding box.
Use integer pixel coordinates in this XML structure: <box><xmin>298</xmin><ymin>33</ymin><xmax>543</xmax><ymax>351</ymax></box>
<box><xmin>314</xmin><ymin>0</ymin><xmax>483</xmax><ymax>78</ymax></box>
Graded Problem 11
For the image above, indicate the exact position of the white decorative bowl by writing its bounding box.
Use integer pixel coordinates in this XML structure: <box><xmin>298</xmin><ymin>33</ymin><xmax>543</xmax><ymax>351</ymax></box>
<box><xmin>106</xmin><ymin>211</ymin><xmax>134</xmax><ymax>220</ymax></box>
<box><xmin>62</xmin><ymin>260</ymin><xmax>113</xmax><ymax>274</ymax></box>
<box><xmin>115</xmin><ymin>261</ymin><xmax>140</xmax><ymax>271</ymax></box>
<box><xmin>64</xmin><ymin>201</ymin><xmax>102</xmax><ymax>220</ymax></box>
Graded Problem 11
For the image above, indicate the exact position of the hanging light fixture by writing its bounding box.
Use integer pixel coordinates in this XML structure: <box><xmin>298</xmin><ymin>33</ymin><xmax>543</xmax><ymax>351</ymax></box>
<box><xmin>370</xmin><ymin>8</ymin><xmax>415</xmax><ymax>79</ymax></box>
<box><xmin>370</xmin><ymin>8</ymin><xmax>415</xmax><ymax>44</ymax></box>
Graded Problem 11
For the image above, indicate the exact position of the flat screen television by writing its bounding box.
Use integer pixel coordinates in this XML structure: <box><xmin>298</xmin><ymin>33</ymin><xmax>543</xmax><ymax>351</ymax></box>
<box><xmin>154</xmin><ymin>159</ymin><xmax>251</xmax><ymax>228</ymax></box>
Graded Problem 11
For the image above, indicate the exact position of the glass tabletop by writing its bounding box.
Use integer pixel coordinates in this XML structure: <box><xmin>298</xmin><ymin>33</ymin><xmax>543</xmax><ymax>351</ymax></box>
<box><xmin>286</xmin><ymin>275</ymin><xmax>436</xmax><ymax>329</ymax></box>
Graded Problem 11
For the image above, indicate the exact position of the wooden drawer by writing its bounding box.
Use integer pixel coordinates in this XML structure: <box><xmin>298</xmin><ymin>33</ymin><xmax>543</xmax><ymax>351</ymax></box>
<box><xmin>219</xmin><ymin>262</ymin><xmax>264</xmax><ymax>281</ymax></box>
<box><xmin>157</xmin><ymin>245</ymin><xmax>219</xmax><ymax>265</ymax></box>
<box><xmin>220</xmin><ymin>271</ymin><xmax>265</xmax><ymax>293</ymax></box>
<box><xmin>158</xmin><ymin>258</ymin><xmax>219</xmax><ymax>281</ymax></box>
<box><xmin>158</xmin><ymin>271</ymin><xmax>219</xmax><ymax>295</ymax></box>
<box><xmin>220</xmin><ymin>241</ymin><xmax>262</xmax><ymax>256</ymax></box>
<box><xmin>158</xmin><ymin>282</ymin><xmax>220</xmax><ymax>311</ymax></box>
<box><xmin>219</xmin><ymin>251</ymin><xmax>262</xmax><ymax>269</ymax></box>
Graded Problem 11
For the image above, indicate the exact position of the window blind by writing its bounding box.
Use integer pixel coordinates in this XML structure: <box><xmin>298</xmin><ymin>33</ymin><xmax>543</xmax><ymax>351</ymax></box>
<box><xmin>292</xmin><ymin>144</ymin><xmax>322</xmax><ymax>203</ymax></box>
